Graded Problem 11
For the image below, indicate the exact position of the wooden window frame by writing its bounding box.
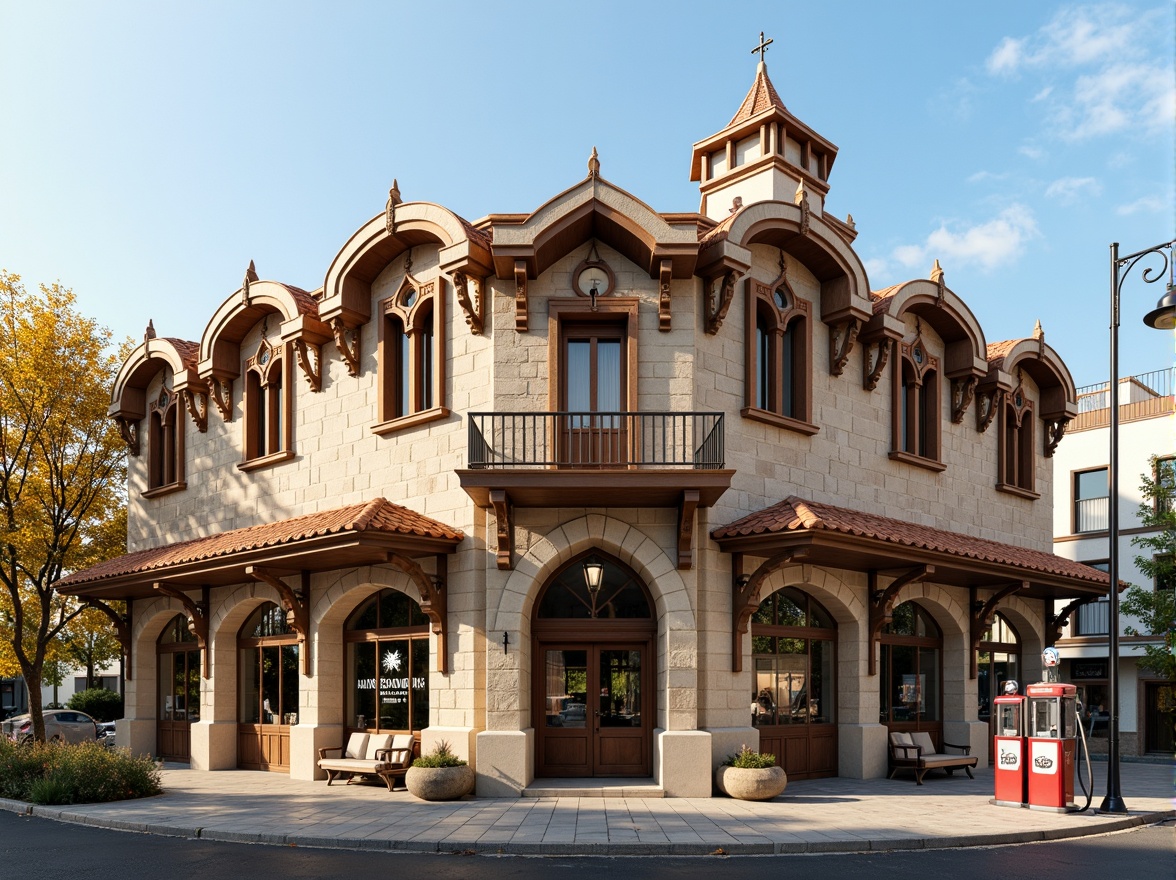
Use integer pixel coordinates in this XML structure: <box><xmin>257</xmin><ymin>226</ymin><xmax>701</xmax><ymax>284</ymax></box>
<box><xmin>144</xmin><ymin>385</ymin><xmax>186</xmax><ymax>497</ymax></box>
<box><xmin>374</xmin><ymin>275</ymin><xmax>449</xmax><ymax>435</ymax></box>
<box><xmin>1072</xmin><ymin>466</ymin><xmax>1109</xmax><ymax>534</ymax></box>
<box><xmin>238</xmin><ymin>337</ymin><xmax>294</xmax><ymax>471</ymax></box>
<box><xmin>1155</xmin><ymin>456</ymin><xmax>1175</xmax><ymax>515</ymax></box>
<box><xmin>996</xmin><ymin>383</ymin><xmax>1039</xmax><ymax>499</ymax></box>
<box><xmin>889</xmin><ymin>336</ymin><xmax>944</xmax><ymax>471</ymax></box>
<box><xmin>742</xmin><ymin>276</ymin><xmax>817</xmax><ymax>435</ymax></box>
<box><xmin>546</xmin><ymin>299</ymin><xmax>639</xmax><ymax>412</ymax></box>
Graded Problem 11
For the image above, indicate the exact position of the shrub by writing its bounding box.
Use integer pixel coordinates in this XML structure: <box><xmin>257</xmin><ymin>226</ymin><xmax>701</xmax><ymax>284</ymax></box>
<box><xmin>411</xmin><ymin>740</ymin><xmax>467</xmax><ymax>768</ymax></box>
<box><xmin>67</xmin><ymin>688</ymin><xmax>124</xmax><ymax>723</ymax></box>
<box><xmin>0</xmin><ymin>737</ymin><xmax>161</xmax><ymax>804</ymax></box>
<box><xmin>722</xmin><ymin>745</ymin><xmax>777</xmax><ymax>769</ymax></box>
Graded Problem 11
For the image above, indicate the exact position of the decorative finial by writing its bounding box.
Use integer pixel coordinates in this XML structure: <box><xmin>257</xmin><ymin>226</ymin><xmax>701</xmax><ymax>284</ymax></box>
<box><xmin>386</xmin><ymin>180</ymin><xmax>402</xmax><ymax>234</ymax></box>
<box><xmin>729</xmin><ymin>196</ymin><xmax>743</xmax><ymax>214</ymax></box>
<box><xmin>1032</xmin><ymin>319</ymin><xmax>1044</xmax><ymax>340</ymax></box>
<box><xmin>846</xmin><ymin>213</ymin><xmax>856</xmax><ymax>229</ymax></box>
<box><xmin>144</xmin><ymin>320</ymin><xmax>156</xmax><ymax>341</ymax></box>
<box><xmin>794</xmin><ymin>180</ymin><xmax>807</xmax><ymax>205</ymax></box>
<box><xmin>588</xmin><ymin>146</ymin><xmax>600</xmax><ymax>178</ymax></box>
<box><xmin>242</xmin><ymin>260</ymin><xmax>258</xmax><ymax>305</ymax></box>
<box><xmin>931</xmin><ymin>259</ymin><xmax>945</xmax><ymax>305</ymax></box>
<box><xmin>751</xmin><ymin>31</ymin><xmax>773</xmax><ymax>65</ymax></box>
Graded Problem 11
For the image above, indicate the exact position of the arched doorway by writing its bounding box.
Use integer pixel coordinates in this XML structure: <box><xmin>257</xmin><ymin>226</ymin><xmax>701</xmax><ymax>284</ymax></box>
<box><xmin>977</xmin><ymin>612</ymin><xmax>1021</xmax><ymax>730</ymax></box>
<box><xmin>157</xmin><ymin>615</ymin><xmax>199</xmax><ymax>762</ymax></box>
<box><xmin>879</xmin><ymin>601</ymin><xmax>942</xmax><ymax>743</ymax></box>
<box><xmin>237</xmin><ymin>602</ymin><xmax>299</xmax><ymax>772</ymax></box>
<box><xmin>750</xmin><ymin>587</ymin><xmax>837</xmax><ymax>780</ymax></box>
<box><xmin>532</xmin><ymin>551</ymin><xmax>655</xmax><ymax>778</ymax></box>
<box><xmin>343</xmin><ymin>588</ymin><xmax>430</xmax><ymax>739</ymax></box>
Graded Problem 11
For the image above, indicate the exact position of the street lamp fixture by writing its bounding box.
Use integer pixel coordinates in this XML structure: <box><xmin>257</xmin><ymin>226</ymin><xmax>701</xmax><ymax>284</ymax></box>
<box><xmin>1101</xmin><ymin>237</ymin><xmax>1176</xmax><ymax>815</ymax></box>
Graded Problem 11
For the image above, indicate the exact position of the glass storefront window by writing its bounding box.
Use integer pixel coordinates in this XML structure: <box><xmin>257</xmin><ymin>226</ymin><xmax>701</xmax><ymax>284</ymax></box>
<box><xmin>879</xmin><ymin>601</ymin><xmax>941</xmax><ymax>725</ymax></box>
<box><xmin>750</xmin><ymin>588</ymin><xmax>837</xmax><ymax>727</ymax></box>
<box><xmin>345</xmin><ymin>589</ymin><xmax>430</xmax><ymax>733</ymax></box>
<box><xmin>238</xmin><ymin>602</ymin><xmax>299</xmax><ymax>726</ymax></box>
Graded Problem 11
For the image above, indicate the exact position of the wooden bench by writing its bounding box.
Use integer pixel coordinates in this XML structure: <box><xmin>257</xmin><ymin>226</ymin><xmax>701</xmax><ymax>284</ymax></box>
<box><xmin>317</xmin><ymin>732</ymin><xmax>413</xmax><ymax>791</ymax></box>
<box><xmin>888</xmin><ymin>731</ymin><xmax>977</xmax><ymax>785</ymax></box>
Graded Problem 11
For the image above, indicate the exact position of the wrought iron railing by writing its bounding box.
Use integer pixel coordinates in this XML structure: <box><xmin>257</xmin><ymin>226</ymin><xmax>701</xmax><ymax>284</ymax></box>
<box><xmin>467</xmin><ymin>412</ymin><xmax>725</xmax><ymax>469</ymax></box>
<box><xmin>1072</xmin><ymin>367</ymin><xmax>1174</xmax><ymax>430</ymax></box>
<box><xmin>1075</xmin><ymin>496</ymin><xmax>1109</xmax><ymax>533</ymax></box>
<box><xmin>1072</xmin><ymin>600</ymin><xmax>1109</xmax><ymax>637</ymax></box>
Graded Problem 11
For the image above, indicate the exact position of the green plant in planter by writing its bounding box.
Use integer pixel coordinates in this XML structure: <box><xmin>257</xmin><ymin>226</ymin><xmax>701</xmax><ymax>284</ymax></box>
<box><xmin>722</xmin><ymin>745</ymin><xmax>777</xmax><ymax>769</ymax></box>
<box><xmin>411</xmin><ymin>739</ymin><xmax>467</xmax><ymax>768</ymax></box>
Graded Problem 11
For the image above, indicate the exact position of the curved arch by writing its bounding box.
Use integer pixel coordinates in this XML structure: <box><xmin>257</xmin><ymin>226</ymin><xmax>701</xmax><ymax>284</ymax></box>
<box><xmin>988</xmin><ymin>338</ymin><xmax>1078</xmax><ymax>419</ymax></box>
<box><xmin>320</xmin><ymin>202</ymin><xmax>493</xmax><ymax>328</ymax></box>
<box><xmin>110</xmin><ymin>337</ymin><xmax>202</xmax><ymax>421</ymax></box>
<box><xmin>870</xmin><ymin>279</ymin><xmax>988</xmax><ymax>377</ymax></box>
<box><xmin>197</xmin><ymin>280</ymin><xmax>325</xmax><ymax>381</ymax></box>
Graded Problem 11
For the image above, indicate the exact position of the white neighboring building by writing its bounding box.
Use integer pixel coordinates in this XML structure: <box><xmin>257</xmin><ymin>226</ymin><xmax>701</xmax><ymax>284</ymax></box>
<box><xmin>1052</xmin><ymin>367</ymin><xmax>1175</xmax><ymax>756</ymax></box>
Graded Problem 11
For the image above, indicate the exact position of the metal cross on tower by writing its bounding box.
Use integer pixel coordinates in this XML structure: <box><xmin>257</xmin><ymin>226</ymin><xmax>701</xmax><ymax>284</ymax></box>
<box><xmin>752</xmin><ymin>31</ymin><xmax>773</xmax><ymax>63</ymax></box>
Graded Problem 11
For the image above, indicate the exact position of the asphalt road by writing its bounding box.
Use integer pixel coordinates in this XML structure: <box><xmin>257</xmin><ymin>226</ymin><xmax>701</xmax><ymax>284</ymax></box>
<box><xmin>1</xmin><ymin>811</ymin><xmax>1171</xmax><ymax>879</ymax></box>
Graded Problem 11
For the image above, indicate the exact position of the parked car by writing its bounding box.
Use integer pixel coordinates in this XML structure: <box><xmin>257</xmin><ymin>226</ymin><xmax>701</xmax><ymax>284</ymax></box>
<box><xmin>2</xmin><ymin>709</ymin><xmax>99</xmax><ymax>744</ymax></box>
<box><xmin>96</xmin><ymin>720</ymin><xmax>117</xmax><ymax>747</ymax></box>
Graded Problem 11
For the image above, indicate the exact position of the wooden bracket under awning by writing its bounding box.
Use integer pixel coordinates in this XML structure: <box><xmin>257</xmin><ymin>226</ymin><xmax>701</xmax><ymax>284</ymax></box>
<box><xmin>868</xmin><ymin>566</ymin><xmax>933</xmax><ymax>676</ymax></box>
<box><xmin>247</xmin><ymin>566</ymin><xmax>312</xmax><ymax>676</ymax></box>
<box><xmin>731</xmin><ymin>549</ymin><xmax>810</xmax><ymax>672</ymax></box>
<box><xmin>969</xmin><ymin>582</ymin><xmax>1028</xmax><ymax>679</ymax></box>
<box><xmin>387</xmin><ymin>553</ymin><xmax>449</xmax><ymax>675</ymax></box>
<box><xmin>85</xmin><ymin>599</ymin><xmax>132</xmax><ymax>681</ymax></box>
<box><xmin>153</xmin><ymin>582</ymin><xmax>210</xmax><ymax>678</ymax></box>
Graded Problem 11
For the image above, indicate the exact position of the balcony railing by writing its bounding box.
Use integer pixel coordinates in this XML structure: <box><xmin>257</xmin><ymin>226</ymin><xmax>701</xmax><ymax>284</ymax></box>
<box><xmin>1072</xmin><ymin>600</ymin><xmax>1109</xmax><ymax>637</ymax></box>
<box><xmin>1075</xmin><ymin>496</ymin><xmax>1109</xmax><ymax>533</ymax></box>
<box><xmin>467</xmin><ymin>412</ymin><xmax>724</xmax><ymax>469</ymax></box>
<box><xmin>1072</xmin><ymin>367</ymin><xmax>1174</xmax><ymax>431</ymax></box>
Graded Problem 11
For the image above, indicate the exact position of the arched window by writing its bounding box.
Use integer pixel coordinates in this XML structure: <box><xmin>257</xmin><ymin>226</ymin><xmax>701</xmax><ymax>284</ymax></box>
<box><xmin>377</xmin><ymin>275</ymin><xmax>446</xmax><ymax>432</ymax></box>
<box><xmin>891</xmin><ymin>334</ymin><xmax>942</xmax><ymax>468</ymax></box>
<box><xmin>879</xmin><ymin>601</ymin><xmax>941</xmax><ymax>731</ymax></box>
<box><xmin>243</xmin><ymin>336</ymin><xmax>288</xmax><ymax>464</ymax></box>
<box><xmin>238</xmin><ymin>602</ymin><xmax>299</xmax><ymax>771</ymax></box>
<box><xmin>750</xmin><ymin>588</ymin><xmax>835</xmax><ymax>726</ymax></box>
<box><xmin>743</xmin><ymin>272</ymin><xmax>814</xmax><ymax>434</ymax></box>
<box><xmin>977</xmin><ymin>612</ymin><xmax>1020</xmax><ymax>725</ymax></box>
<box><xmin>998</xmin><ymin>381</ymin><xmax>1037</xmax><ymax>496</ymax></box>
<box><xmin>345</xmin><ymin>589</ymin><xmax>430</xmax><ymax>734</ymax></box>
<box><xmin>146</xmin><ymin>385</ymin><xmax>184</xmax><ymax>493</ymax></box>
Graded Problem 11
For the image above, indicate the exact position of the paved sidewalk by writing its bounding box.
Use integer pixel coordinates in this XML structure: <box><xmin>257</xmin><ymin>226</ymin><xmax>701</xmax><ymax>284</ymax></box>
<box><xmin>2</xmin><ymin>760</ymin><xmax>1172</xmax><ymax>855</ymax></box>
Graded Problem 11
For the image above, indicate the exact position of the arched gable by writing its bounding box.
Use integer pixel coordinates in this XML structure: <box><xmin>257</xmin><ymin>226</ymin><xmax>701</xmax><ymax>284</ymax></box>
<box><xmin>986</xmin><ymin>337</ymin><xmax>1078</xmax><ymax>420</ymax></box>
<box><xmin>320</xmin><ymin>201</ymin><xmax>493</xmax><ymax>332</ymax></box>
<box><xmin>110</xmin><ymin>336</ymin><xmax>202</xmax><ymax>421</ymax></box>
<box><xmin>870</xmin><ymin>279</ymin><xmax>988</xmax><ymax>379</ymax></box>
<box><xmin>490</xmin><ymin>175</ymin><xmax>699</xmax><ymax>281</ymax></box>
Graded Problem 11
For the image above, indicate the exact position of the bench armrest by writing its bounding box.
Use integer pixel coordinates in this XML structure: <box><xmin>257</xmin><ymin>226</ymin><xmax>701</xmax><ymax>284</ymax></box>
<box><xmin>942</xmin><ymin>741</ymin><xmax>971</xmax><ymax>755</ymax></box>
<box><xmin>891</xmin><ymin>744</ymin><xmax>922</xmax><ymax>759</ymax></box>
<box><xmin>317</xmin><ymin>746</ymin><xmax>344</xmax><ymax>759</ymax></box>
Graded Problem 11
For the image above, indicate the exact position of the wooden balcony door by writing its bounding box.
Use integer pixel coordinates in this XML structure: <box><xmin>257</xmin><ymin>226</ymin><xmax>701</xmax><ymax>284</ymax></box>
<box><xmin>560</xmin><ymin>322</ymin><xmax>626</xmax><ymax>466</ymax></box>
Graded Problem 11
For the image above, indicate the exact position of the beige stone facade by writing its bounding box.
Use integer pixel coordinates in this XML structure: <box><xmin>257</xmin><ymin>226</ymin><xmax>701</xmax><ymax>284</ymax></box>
<box><xmin>59</xmin><ymin>61</ymin><xmax>1109</xmax><ymax>797</ymax></box>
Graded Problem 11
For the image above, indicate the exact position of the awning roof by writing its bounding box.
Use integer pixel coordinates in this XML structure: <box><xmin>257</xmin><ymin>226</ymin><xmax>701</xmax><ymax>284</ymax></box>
<box><xmin>712</xmin><ymin>496</ymin><xmax>1109</xmax><ymax>600</ymax></box>
<box><xmin>55</xmin><ymin>497</ymin><xmax>464</xmax><ymax>600</ymax></box>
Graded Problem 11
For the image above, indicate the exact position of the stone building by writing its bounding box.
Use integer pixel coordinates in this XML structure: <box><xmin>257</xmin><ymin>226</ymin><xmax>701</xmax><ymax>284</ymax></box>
<box><xmin>58</xmin><ymin>58</ymin><xmax>1109</xmax><ymax>796</ymax></box>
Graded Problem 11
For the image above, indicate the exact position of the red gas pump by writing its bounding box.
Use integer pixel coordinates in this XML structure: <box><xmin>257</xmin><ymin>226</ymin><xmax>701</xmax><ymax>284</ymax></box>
<box><xmin>992</xmin><ymin>684</ymin><xmax>1027</xmax><ymax>808</ymax></box>
<box><xmin>1025</xmin><ymin>682</ymin><xmax>1078</xmax><ymax>812</ymax></box>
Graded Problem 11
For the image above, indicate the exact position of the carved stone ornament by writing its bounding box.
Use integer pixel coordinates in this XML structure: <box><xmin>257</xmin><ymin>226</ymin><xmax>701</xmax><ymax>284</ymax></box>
<box><xmin>794</xmin><ymin>181</ymin><xmax>811</xmax><ymax>237</ymax></box>
<box><xmin>976</xmin><ymin>387</ymin><xmax>1003</xmax><ymax>433</ymax></box>
<box><xmin>1044</xmin><ymin>416</ymin><xmax>1069</xmax><ymax>458</ymax></box>
<box><xmin>950</xmin><ymin>376</ymin><xmax>977</xmax><ymax>425</ymax></box>
<box><xmin>829</xmin><ymin>318</ymin><xmax>860</xmax><ymax>377</ymax></box>
<box><xmin>293</xmin><ymin>339</ymin><xmax>322</xmax><ymax>392</ymax></box>
<box><xmin>863</xmin><ymin>338</ymin><xmax>891</xmax><ymax>391</ymax></box>
<box><xmin>182</xmin><ymin>388</ymin><xmax>209</xmax><ymax>433</ymax></box>
<box><xmin>209</xmin><ymin>377</ymin><xmax>233</xmax><ymax>422</ymax></box>
<box><xmin>385</xmin><ymin>179</ymin><xmax>401</xmax><ymax>235</ymax></box>
<box><xmin>513</xmin><ymin>260</ymin><xmax>528</xmax><ymax>332</ymax></box>
<box><xmin>115</xmin><ymin>416</ymin><xmax>140</xmax><ymax>456</ymax></box>
<box><xmin>452</xmin><ymin>271</ymin><xmax>485</xmax><ymax>335</ymax></box>
<box><xmin>658</xmin><ymin>260</ymin><xmax>672</xmax><ymax>331</ymax></box>
<box><xmin>241</xmin><ymin>260</ymin><xmax>259</xmax><ymax>306</ymax></box>
<box><xmin>330</xmin><ymin>316</ymin><xmax>360</xmax><ymax>377</ymax></box>
<box><xmin>705</xmin><ymin>270</ymin><xmax>741</xmax><ymax>335</ymax></box>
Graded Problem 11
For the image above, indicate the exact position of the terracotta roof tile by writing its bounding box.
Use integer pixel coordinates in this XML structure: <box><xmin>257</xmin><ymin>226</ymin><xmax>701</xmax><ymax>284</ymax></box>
<box><xmin>987</xmin><ymin>339</ymin><xmax>1017</xmax><ymax>367</ymax></box>
<box><xmin>163</xmin><ymin>338</ymin><xmax>199</xmax><ymax>367</ymax></box>
<box><xmin>279</xmin><ymin>284</ymin><xmax>320</xmax><ymax>318</ymax></box>
<box><xmin>57</xmin><ymin>498</ymin><xmax>463</xmax><ymax>588</ymax></box>
<box><xmin>711</xmin><ymin>496</ymin><xmax>1109</xmax><ymax>585</ymax></box>
<box><xmin>870</xmin><ymin>286</ymin><xmax>900</xmax><ymax>314</ymax></box>
<box><xmin>730</xmin><ymin>63</ymin><xmax>788</xmax><ymax>126</ymax></box>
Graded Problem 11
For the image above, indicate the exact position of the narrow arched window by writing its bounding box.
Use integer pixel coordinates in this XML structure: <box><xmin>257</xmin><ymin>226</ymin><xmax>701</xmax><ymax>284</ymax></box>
<box><xmin>377</xmin><ymin>275</ymin><xmax>447</xmax><ymax>432</ymax></box>
<box><xmin>998</xmin><ymin>381</ymin><xmax>1036</xmax><ymax>496</ymax></box>
<box><xmin>743</xmin><ymin>271</ymin><xmax>814</xmax><ymax>434</ymax></box>
<box><xmin>146</xmin><ymin>385</ymin><xmax>184</xmax><ymax>492</ymax></box>
<box><xmin>243</xmin><ymin>336</ymin><xmax>287</xmax><ymax>463</ymax></box>
<box><xmin>890</xmin><ymin>334</ymin><xmax>942</xmax><ymax>468</ymax></box>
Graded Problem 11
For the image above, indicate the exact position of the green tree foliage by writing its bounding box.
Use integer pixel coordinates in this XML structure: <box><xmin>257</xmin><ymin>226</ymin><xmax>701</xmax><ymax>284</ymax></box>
<box><xmin>67</xmin><ymin>686</ymin><xmax>123</xmax><ymax>722</ymax></box>
<box><xmin>1122</xmin><ymin>457</ymin><xmax>1176</xmax><ymax>712</ymax></box>
<box><xmin>0</xmin><ymin>272</ymin><xmax>126</xmax><ymax>741</ymax></box>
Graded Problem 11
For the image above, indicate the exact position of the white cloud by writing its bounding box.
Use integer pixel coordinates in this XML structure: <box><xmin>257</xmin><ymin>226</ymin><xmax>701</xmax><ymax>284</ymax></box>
<box><xmin>1018</xmin><ymin>145</ymin><xmax>1046</xmax><ymax>160</ymax></box>
<box><xmin>1031</xmin><ymin>86</ymin><xmax>1053</xmax><ymax>102</ymax></box>
<box><xmin>967</xmin><ymin>170</ymin><xmax>1009</xmax><ymax>184</ymax></box>
<box><xmin>986</xmin><ymin>36</ymin><xmax>1026</xmax><ymax>75</ymax></box>
<box><xmin>1044</xmin><ymin>176</ymin><xmax>1101</xmax><ymax>202</ymax></box>
<box><xmin>1115</xmin><ymin>195</ymin><xmax>1164</xmax><ymax>216</ymax></box>
<box><xmin>890</xmin><ymin>205</ymin><xmax>1040</xmax><ymax>273</ymax></box>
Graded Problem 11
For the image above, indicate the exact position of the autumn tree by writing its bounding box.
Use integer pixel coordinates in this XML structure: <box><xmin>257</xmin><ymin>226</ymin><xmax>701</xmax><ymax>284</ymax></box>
<box><xmin>62</xmin><ymin>602</ymin><xmax>126</xmax><ymax>690</ymax></box>
<box><xmin>1122</xmin><ymin>457</ymin><xmax>1176</xmax><ymax>725</ymax></box>
<box><xmin>0</xmin><ymin>271</ymin><xmax>126</xmax><ymax>741</ymax></box>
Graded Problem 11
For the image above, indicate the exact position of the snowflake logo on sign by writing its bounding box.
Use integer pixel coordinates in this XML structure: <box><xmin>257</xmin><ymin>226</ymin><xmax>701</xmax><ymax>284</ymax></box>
<box><xmin>382</xmin><ymin>650</ymin><xmax>402</xmax><ymax>673</ymax></box>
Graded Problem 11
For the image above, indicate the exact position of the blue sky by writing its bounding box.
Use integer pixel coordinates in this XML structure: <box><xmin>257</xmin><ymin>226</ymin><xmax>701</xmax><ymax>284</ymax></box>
<box><xmin>2</xmin><ymin>1</ymin><xmax>1173</xmax><ymax>387</ymax></box>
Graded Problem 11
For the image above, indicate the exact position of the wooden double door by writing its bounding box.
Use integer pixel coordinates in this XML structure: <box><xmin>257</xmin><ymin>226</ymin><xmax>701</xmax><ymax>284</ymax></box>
<box><xmin>536</xmin><ymin>641</ymin><xmax>651</xmax><ymax>777</ymax></box>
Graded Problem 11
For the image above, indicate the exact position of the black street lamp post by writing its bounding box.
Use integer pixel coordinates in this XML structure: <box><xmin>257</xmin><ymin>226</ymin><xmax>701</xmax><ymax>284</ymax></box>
<box><xmin>1100</xmin><ymin>237</ymin><xmax>1176</xmax><ymax>815</ymax></box>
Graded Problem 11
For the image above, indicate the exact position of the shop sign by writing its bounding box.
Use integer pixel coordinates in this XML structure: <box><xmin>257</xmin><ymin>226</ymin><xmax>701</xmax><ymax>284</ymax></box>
<box><xmin>1071</xmin><ymin>660</ymin><xmax>1107</xmax><ymax>680</ymax></box>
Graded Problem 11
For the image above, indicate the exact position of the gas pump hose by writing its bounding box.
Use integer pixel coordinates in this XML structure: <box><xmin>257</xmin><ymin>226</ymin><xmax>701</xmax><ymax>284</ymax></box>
<box><xmin>1074</xmin><ymin>701</ymin><xmax>1094</xmax><ymax>812</ymax></box>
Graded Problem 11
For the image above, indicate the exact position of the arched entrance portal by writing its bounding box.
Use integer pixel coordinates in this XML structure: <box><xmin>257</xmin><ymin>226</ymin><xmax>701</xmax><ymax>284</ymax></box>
<box><xmin>157</xmin><ymin>614</ymin><xmax>199</xmax><ymax>762</ymax></box>
<box><xmin>532</xmin><ymin>551</ymin><xmax>655</xmax><ymax>778</ymax></box>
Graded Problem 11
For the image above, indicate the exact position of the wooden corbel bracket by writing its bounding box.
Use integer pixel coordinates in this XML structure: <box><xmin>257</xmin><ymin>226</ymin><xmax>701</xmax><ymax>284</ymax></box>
<box><xmin>453</xmin><ymin>271</ymin><xmax>485</xmax><ymax>336</ymax></box>
<box><xmin>731</xmin><ymin>548</ymin><xmax>811</xmax><ymax>672</ymax></box>
<box><xmin>330</xmin><ymin>317</ymin><xmax>361</xmax><ymax>377</ymax></box>
<box><xmin>514</xmin><ymin>260</ymin><xmax>529</xmax><ymax>331</ymax></box>
<box><xmin>868</xmin><ymin>565</ymin><xmax>934</xmax><ymax>675</ymax></box>
<box><xmin>976</xmin><ymin>387</ymin><xmax>1003</xmax><ymax>433</ymax></box>
<box><xmin>114</xmin><ymin>416</ymin><xmax>140</xmax><ymax>456</ymax></box>
<box><xmin>705</xmin><ymin>270</ymin><xmax>741</xmax><ymax>335</ymax></box>
<box><xmin>490</xmin><ymin>489</ymin><xmax>512</xmax><ymax>570</ymax></box>
<box><xmin>1044</xmin><ymin>416</ymin><xmax>1070</xmax><ymax>458</ymax></box>
<box><xmin>969</xmin><ymin>582</ymin><xmax>1027</xmax><ymax>678</ymax></box>
<box><xmin>153</xmin><ymin>582</ymin><xmax>210</xmax><ymax>677</ymax></box>
<box><xmin>247</xmin><ymin>566</ymin><xmax>311</xmax><ymax>676</ymax></box>
<box><xmin>828</xmin><ymin>317</ymin><xmax>861</xmax><ymax>377</ymax></box>
<box><xmin>676</xmin><ymin>490</ymin><xmax>699</xmax><ymax>570</ymax></box>
<box><xmin>950</xmin><ymin>376</ymin><xmax>977</xmax><ymax>425</ymax></box>
<box><xmin>209</xmin><ymin>377</ymin><xmax>233</xmax><ymax>422</ymax></box>
<box><xmin>387</xmin><ymin>553</ymin><xmax>448</xmax><ymax>675</ymax></box>
<box><xmin>658</xmin><ymin>260</ymin><xmax>673</xmax><ymax>332</ymax></box>
<box><xmin>1047</xmin><ymin>596</ymin><xmax>1094</xmax><ymax>646</ymax></box>
<box><xmin>863</xmin><ymin>338</ymin><xmax>891</xmax><ymax>391</ymax></box>
<box><xmin>181</xmin><ymin>387</ymin><xmax>209</xmax><ymax>433</ymax></box>
<box><xmin>85</xmin><ymin>599</ymin><xmax>132</xmax><ymax>681</ymax></box>
<box><xmin>293</xmin><ymin>339</ymin><xmax>323</xmax><ymax>393</ymax></box>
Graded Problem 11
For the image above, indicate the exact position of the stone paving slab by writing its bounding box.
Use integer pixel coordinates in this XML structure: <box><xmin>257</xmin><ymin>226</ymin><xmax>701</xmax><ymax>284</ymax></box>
<box><xmin>1</xmin><ymin>760</ymin><xmax>1171</xmax><ymax>855</ymax></box>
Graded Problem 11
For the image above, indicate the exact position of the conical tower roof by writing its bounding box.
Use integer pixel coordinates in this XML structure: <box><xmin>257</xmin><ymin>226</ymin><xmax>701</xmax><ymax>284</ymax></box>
<box><xmin>728</xmin><ymin>61</ymin><xmax>788</xmax><ymax>126</ymax></box>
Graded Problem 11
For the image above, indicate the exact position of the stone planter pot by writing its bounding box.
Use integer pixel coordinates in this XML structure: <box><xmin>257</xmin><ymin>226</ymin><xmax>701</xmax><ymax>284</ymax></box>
<box><xmin>405</xmin><ymin>764</ymin><xmax>475</xmax><ymax>801</ymax></box>
<box><xmin>715</xmin><ymin>765</ymin><xmax>787</xmax><ymax>800</ymax></box>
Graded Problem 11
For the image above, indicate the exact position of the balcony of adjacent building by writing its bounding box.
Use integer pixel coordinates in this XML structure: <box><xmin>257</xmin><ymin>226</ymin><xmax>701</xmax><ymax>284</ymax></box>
<box><xmin>1071</xmin><ymin>367</ymin><xmax>1174</xmax><ymax>432</ymax></box>
<box><xmin>456</xmin><ymin>411</ymin><xmax>734</xmax><ymax>570</ymax></box>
